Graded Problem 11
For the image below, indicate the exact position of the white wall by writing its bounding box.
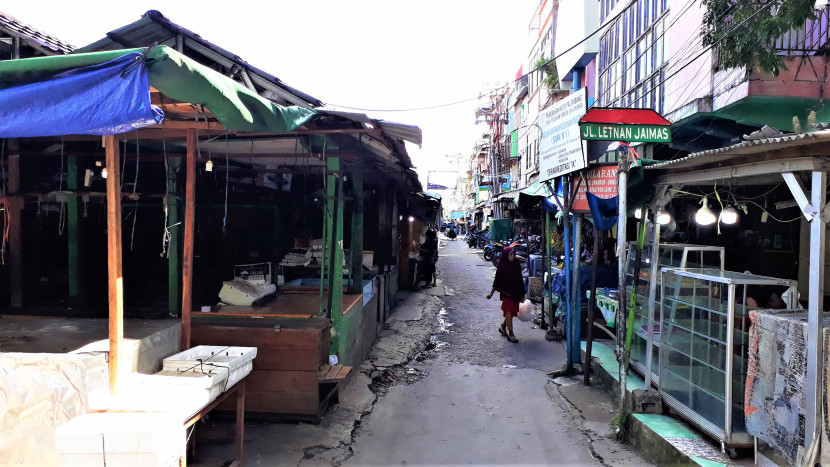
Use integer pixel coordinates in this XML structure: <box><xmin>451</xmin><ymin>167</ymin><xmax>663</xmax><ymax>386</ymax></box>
<box><xmin>555</xmin><ymin>0</ymin><xmax>599</xmax><ymax>78</ymax></box>
<box><xmin>663</xmin><ymin>0</ymin><xmax>714</xmax><ymax>118</ymax></box>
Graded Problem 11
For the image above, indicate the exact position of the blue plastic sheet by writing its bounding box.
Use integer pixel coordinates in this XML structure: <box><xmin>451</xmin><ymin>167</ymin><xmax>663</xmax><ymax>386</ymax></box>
<box><xmin>586</xmin><ymin>192</ymin><xmax>618</xmax><ymax>230</ymax></box>
<box><xmin>0</xmin><ymin>52</ymin><xmax>162</xmax><ymax>137</ymax></box>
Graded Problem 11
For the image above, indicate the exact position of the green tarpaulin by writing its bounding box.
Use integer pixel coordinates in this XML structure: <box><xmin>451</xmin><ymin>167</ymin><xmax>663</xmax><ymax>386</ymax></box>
<box><xmin>489</xmin><ymin>218</ymin><xmax>513</xmax><ymax>243</ymax></box>
<box><xmin>0</xmin><ymin>46</ymin><xmax>317</xmax><ymax>133</ymax></box>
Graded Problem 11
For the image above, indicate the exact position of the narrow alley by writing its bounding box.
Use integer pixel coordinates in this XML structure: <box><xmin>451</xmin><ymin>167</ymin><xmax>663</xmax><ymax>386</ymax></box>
<box><xmin>192</xmin><ymin>237</ymin><xmax>651</xmax><ymax>466</ymax></box>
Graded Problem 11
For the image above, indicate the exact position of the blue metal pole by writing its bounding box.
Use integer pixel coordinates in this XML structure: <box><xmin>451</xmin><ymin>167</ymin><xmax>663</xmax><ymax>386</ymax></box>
<box><xmin>563</xmin><ymin>212</ymin><xmax>572</xmax><ymax>368</ymax></box>
<box><xmin>571</xmin><ymin>216</ymin><xmax>582</xmax><ymax>364</ymax></box>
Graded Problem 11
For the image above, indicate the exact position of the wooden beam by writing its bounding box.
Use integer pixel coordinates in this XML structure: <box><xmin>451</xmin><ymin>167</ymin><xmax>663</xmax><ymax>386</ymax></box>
<box><xmin>149</xmin><ymin>120</ymin><xmax>223</xmax><ymax>131</ymax></box>
<box><xmin>17</xmin><ymin>151</ymin><xmax>359</xmax><ymax>161</ymax></box>
<box><xmin>7</xmin><ymin>152</ymin><xmax>23</xmax><ymax>308</ymax></box>
<box><xmin>105</xmin><ymin>135</ymin><xmax>124</xmax><ymax>394</ymax></box>
<box><xmin>237</xmin><ymin>128</ymin><xmax>383</xmax><ymax>137</ymax></box>
<box><xmin>181</xmin><ymin>128</ymin><xmax>197</xmax><ymax>350</ymax></box>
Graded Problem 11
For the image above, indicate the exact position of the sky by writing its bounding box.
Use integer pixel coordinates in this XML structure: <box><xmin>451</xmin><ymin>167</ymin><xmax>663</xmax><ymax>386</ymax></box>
<box><xmin>2</xmin><ymin>1</ymin><xmax>540</xmax><ymax>190</ymax></box>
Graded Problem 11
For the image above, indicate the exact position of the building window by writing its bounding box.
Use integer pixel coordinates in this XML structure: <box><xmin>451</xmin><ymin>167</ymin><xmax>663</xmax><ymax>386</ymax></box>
<box><xmin>597</xmin><ymin>1</ymin><xmax>668</xmax><ymax>109</ymax></box>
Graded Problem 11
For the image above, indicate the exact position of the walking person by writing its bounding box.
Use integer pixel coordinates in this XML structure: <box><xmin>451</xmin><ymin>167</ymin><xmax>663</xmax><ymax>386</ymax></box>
<box><xmin>486</xmin><ymin>246</ymin><xmax>525</xmax><ymax>343</ymax></box>
<box><xmin>419</xmin><ymin>229</ymin><xmax>439</xmax><ymax>287</ymax></box>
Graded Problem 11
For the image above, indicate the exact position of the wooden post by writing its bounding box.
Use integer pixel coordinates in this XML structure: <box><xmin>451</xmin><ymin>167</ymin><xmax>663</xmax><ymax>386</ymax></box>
<box><xmin>7</xmin><ymin>150</ymin><xmax>23</xmax><ymax>308</ymax></box>
<box><xmin>167</xmin><ymin>158</ymin><xmax>182</xmax><ymax>316</ymax></box>
<box><xmin>349</xmin><ymin>170</ymin><xmax>364</xmax><ymax>294</ymax></box>
<box><xmin>234</xmin><ymin>381</ymin><xmax>246</xmax><ymax>462</ymax></box>
<box><xmin>584</xmin><ymin>230</ymin><xmax>602</xmax><ymax>385</ymax></box>
<box><xmin>181</xmin><ymin>128</ymin><xmax>196</xmax><ymax>350</ymax></box>
<box><xmin>105</xmin><ymin>135</ymin><xmax>124</xmax><ymax>394</ymax></box>
<box><xmin>324</xmin><ymin>157</ymin><xmax>344</xmax><ymax>351</ymax></box>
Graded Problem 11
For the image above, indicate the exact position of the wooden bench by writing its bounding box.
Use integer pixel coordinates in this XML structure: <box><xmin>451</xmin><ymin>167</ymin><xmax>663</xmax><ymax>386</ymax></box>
<box><xmin>318</xmin><ymin>364</ymin><xmax>352</xmax><ymax>409</ymax></box>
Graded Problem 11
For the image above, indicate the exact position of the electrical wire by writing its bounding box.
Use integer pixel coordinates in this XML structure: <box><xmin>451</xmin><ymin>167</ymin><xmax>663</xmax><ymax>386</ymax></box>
<box><xmin>328</xmin><ymin>0</ymin><xmax>639</xmax><ymax>113</ymax></box>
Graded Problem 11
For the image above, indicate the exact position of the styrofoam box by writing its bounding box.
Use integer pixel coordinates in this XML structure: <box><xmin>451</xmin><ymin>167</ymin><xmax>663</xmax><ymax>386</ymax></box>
<box><xmin>163</xmin><ymin>346</ymin><xmax>256</xmax><ymax>390</ymax></box>
<box><xmin>55</xmin><ymin>412</ymin><xmax>184</xmax><ymax>456</ymax></box>
<box><xmin>163</xmin><ymin>346</ymin><xmax>256</xmax><ymax>371</ymax></box>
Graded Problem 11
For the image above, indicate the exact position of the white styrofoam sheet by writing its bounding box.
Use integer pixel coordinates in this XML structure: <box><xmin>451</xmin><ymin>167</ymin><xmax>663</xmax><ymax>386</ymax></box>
<box><xmin>55</xmin><ymin>412</ymin><xmax>184</xmax><ymax>455</ymax></box>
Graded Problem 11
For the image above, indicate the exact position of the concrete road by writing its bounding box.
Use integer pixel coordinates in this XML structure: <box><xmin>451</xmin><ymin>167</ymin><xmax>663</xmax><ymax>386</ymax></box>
<box><xmin>192</xmin><ymin>236</ymin><xmax>650</xmax><ymax>466</ymax></box>
<box><xmin>345</xmin><ymin>238</ymin><xmax>647</xmax><ymax>466</ymax></box>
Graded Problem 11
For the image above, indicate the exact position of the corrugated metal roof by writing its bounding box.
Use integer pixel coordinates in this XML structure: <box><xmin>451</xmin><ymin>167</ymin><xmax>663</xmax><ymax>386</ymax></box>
<box><xmin>321</xmin><ymin>110</ymin><xmax>423</xmax><ymax>147</ymax></box>
<box><xmin>0</xmin><ymin>11</ymin><xmax>74</xmax><ymax>55</ymax></box>
<box><xmin>645</xmin><ymin>131</ymin><xmax>830</xmax><ymax>170</ymax></box>
<box><xmin>75</xmin><ymin>10</ymin><xmax>322</xmax><ymax>108</ymax></box>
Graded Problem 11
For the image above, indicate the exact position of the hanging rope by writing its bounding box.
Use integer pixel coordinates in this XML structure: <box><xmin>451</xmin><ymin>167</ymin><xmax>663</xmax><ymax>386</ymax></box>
<box><xmin>0</xmin><ymin>197</ymin><xmax>9</xmax><ymax>265</ymax></box>
<box><xmin>57</xmin><ymin>139</ymin><xmax>66</xmax><ymax>235</ymax></box>
<box><xmin>161</xmin><ymin>124</ymin><xmax>172</xmax><ymax>258</ymax></box>
<box><xmin>129</xmin><ymin>131</ymin><xmax>141</xmax><ymax>251</ymax></box>
<box><xmin>222</xmin><ymin>130</ymin><xmax>230</xmax><ymax>234</ymax></box>
<box><xmin>1</xmin><ymin>139</ymin><xmax>6</xmax><ymax>197</ymax></box>
<box><xmin>120</xmin><ymin>139</ymin><xmax>127</xmax><ymax>191</ymax></box>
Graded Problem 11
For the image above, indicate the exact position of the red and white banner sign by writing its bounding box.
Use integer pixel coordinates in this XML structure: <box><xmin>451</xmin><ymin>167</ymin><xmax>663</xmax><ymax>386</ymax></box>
<box><xmin>571</xmin><ymin>165</ymin><xmax>618</xmax><ymax>213</ymax></box>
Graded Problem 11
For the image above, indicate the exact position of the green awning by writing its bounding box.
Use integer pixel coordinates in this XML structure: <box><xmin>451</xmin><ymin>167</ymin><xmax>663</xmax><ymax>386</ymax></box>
<box><xmin>0</xmin><ymin>46</ymin><xmax>317</xmax><ymax>133</ymax></box>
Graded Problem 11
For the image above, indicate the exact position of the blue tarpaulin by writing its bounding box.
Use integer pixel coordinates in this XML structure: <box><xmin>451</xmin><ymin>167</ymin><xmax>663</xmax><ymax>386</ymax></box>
<box><xmin>587</xmin><ymin>192</ymin><xmax>618</xmax><ymax>230</ymax></box>
<box><xmin>0</xmin><ymin>52</ymin><xmax>162</xmax><ymax>137</ymax></box>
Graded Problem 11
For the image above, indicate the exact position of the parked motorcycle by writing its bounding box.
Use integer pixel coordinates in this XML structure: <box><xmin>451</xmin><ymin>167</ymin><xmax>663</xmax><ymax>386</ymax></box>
<box><xmin>483</xmin><ymin>240</ymin><xmax>505</xmax><ymax>262</ymax></box>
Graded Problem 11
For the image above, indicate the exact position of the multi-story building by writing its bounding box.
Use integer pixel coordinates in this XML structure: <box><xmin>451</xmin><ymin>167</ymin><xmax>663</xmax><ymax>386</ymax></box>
<box><xmin>596</xmin><ymin>0</ymin><xmax>830</xmax><ymax>150</ymax></box>
<box><xmin>469</xmin><ymin>0</ymin><xmax>560</xmax><ymax>223</ymax></box>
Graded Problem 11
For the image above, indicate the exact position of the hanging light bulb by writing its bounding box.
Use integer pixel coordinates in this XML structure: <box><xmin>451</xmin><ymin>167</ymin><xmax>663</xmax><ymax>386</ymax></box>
<box><xmin>720</xmin><ymin>206</ymin><xmax>739</xmax><ymax>225</ymax></box>
<box><xmin>101</xmin><ymin>167</ymin><xmax>108</xmax><ymax>179</ymax></box>
<box><xmin>695</xmin><ymin>196</ymin><xmax>716</xmax><ymax>225</ymax></box>
<box><xmin>634</xmin><ymin>208</ymin><xmax>643</xmax><ymax>219</ymax></box>
<box><xmin>656</xmin><ymin>209</ymin><xmax>672</xmax><ymax>225</ymax></box>
<box><xmin>408</xmin><ymin>216</ymin><xmax>415</xmax><ymax>222</ymax></box>
<box><xmin>205</xmin><ymin>160</ymin><xmax>214</xmax><ymax>172</ymax></box>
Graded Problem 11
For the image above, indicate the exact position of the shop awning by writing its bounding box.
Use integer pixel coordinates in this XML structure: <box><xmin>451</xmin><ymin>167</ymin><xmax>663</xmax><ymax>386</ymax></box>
<box><xmin>517</xmin><ymin>180</ymin><xmax>557</xmax><ymax>213</ymax></box>
<box><xmin>645</xmin><ymin>130</ymin><xmax>830</xmax><ymax>185</ymax></box>
<box><xmin>0</xmin><ymin>45</ymin><xmax>317</xmax><ymax>138</ymax></box>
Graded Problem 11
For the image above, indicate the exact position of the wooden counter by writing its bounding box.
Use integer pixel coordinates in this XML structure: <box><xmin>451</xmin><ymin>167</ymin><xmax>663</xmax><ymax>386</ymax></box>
<box><xmin>190</xmin><ymin>292</ymin><xmax>358</xmax><ymax>422</ymax></box>
<box><xmin>197</xmin><ymin>291</ymin><xmax>362</xmax><ymax>318</ymax></box>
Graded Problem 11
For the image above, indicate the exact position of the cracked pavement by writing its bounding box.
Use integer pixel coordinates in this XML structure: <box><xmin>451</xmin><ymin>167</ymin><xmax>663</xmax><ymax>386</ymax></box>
<box><xmin>191</xmin><ymin>237</ymin><xmax>651</xmax><ymax>466</ymax></box>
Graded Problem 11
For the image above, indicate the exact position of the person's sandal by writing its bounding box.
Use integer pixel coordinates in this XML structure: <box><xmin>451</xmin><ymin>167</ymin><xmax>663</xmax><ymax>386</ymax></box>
<box><xmin>507</xmin><ymin>334</ymin><xmax>518</xmax><ymax>343</ymax></box>
<box><xmin>498</xmin><ymin>325</ymin><xmax>508</xmax><ymax>337</ymax></box>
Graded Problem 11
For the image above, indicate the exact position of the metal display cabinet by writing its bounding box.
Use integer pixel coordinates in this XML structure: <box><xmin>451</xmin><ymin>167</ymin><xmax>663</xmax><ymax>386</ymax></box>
<box><xmin>625</xmin><ymin>243</ymin><xmax>725</xmax><ymax>384</ymax></box>
<box><xmin>658</xmin><ymin>268</ymin><xmax>797</xmax><ymax>452</ymax></box>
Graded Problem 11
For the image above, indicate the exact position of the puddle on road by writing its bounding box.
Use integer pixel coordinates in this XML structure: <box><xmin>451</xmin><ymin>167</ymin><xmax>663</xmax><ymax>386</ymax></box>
<box><xmin>436</xmin><ymin>307</ymin><xmax>454</xmax><ymax>333</ymax></box>
<box><xmin>414</xmin><ymin>337</ymin><xmax>448</xmax><ymax>362</ymax></box>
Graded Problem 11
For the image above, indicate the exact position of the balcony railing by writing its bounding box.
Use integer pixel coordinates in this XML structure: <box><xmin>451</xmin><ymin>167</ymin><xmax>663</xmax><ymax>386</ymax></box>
<box><xmin>775</xmin><ymin>5</ymin><xmax>830</xmax><ymax>54</ymax></box>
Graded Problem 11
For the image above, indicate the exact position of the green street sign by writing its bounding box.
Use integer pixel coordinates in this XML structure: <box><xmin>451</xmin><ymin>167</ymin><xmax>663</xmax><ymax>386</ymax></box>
<box><xmin>580</xmin><ymin>122</ymin><xmax>671</xmax><ymax>143</ymax></box>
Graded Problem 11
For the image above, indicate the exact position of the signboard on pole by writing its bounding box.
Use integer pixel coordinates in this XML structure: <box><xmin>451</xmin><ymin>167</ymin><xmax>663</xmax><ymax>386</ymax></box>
<box><xmin>539</xmin><ymin>88</ymin><xmax>587</xmax><ymax>182</ymax></box>
<box><xmin>571</xmin><ymin>165</ymin><xmax>619</xmax><ymax>213</ymax></box>
<box><xmin>580</xmin><ymin>123</ymin><xmax>670</xmax><ymax>143</ymax></box>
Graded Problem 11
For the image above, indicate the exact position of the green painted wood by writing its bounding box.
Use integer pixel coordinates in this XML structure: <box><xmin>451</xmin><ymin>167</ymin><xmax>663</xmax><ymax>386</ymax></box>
<box><xmin>632</xmin><ymin>414</ymin><xmax>702</xmax><ymax>440</ymax></box>
<box><xmin>325</xmin><ymin>158</ymin><xmax>345</xmax><ymax>353</ymax></box>
<box><xmin>349</xmin><ymin>169</ymin><xmax>364</xmax><ymax>294</ymax></box>
<box><xmin>66</xmin><ymin>157</ymin><xmax>82</xmax><ymax>297</ymax></box>
<box><xmin>167</xmin><ymin>158</ymin><xmax>182</xmax><ymax>316</ymax></box>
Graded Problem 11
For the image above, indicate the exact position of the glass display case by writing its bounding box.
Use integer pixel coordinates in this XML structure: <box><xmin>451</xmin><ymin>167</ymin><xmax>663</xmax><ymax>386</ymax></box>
<box><xmin>659</xmin><ymin>268</ymin><xmax>798</xmax><ymax>450</ymax></box>
<box><xmin>625</xmin><ymin>243</ymin><xmax>725</xmax><ymax>384</ymax></box>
